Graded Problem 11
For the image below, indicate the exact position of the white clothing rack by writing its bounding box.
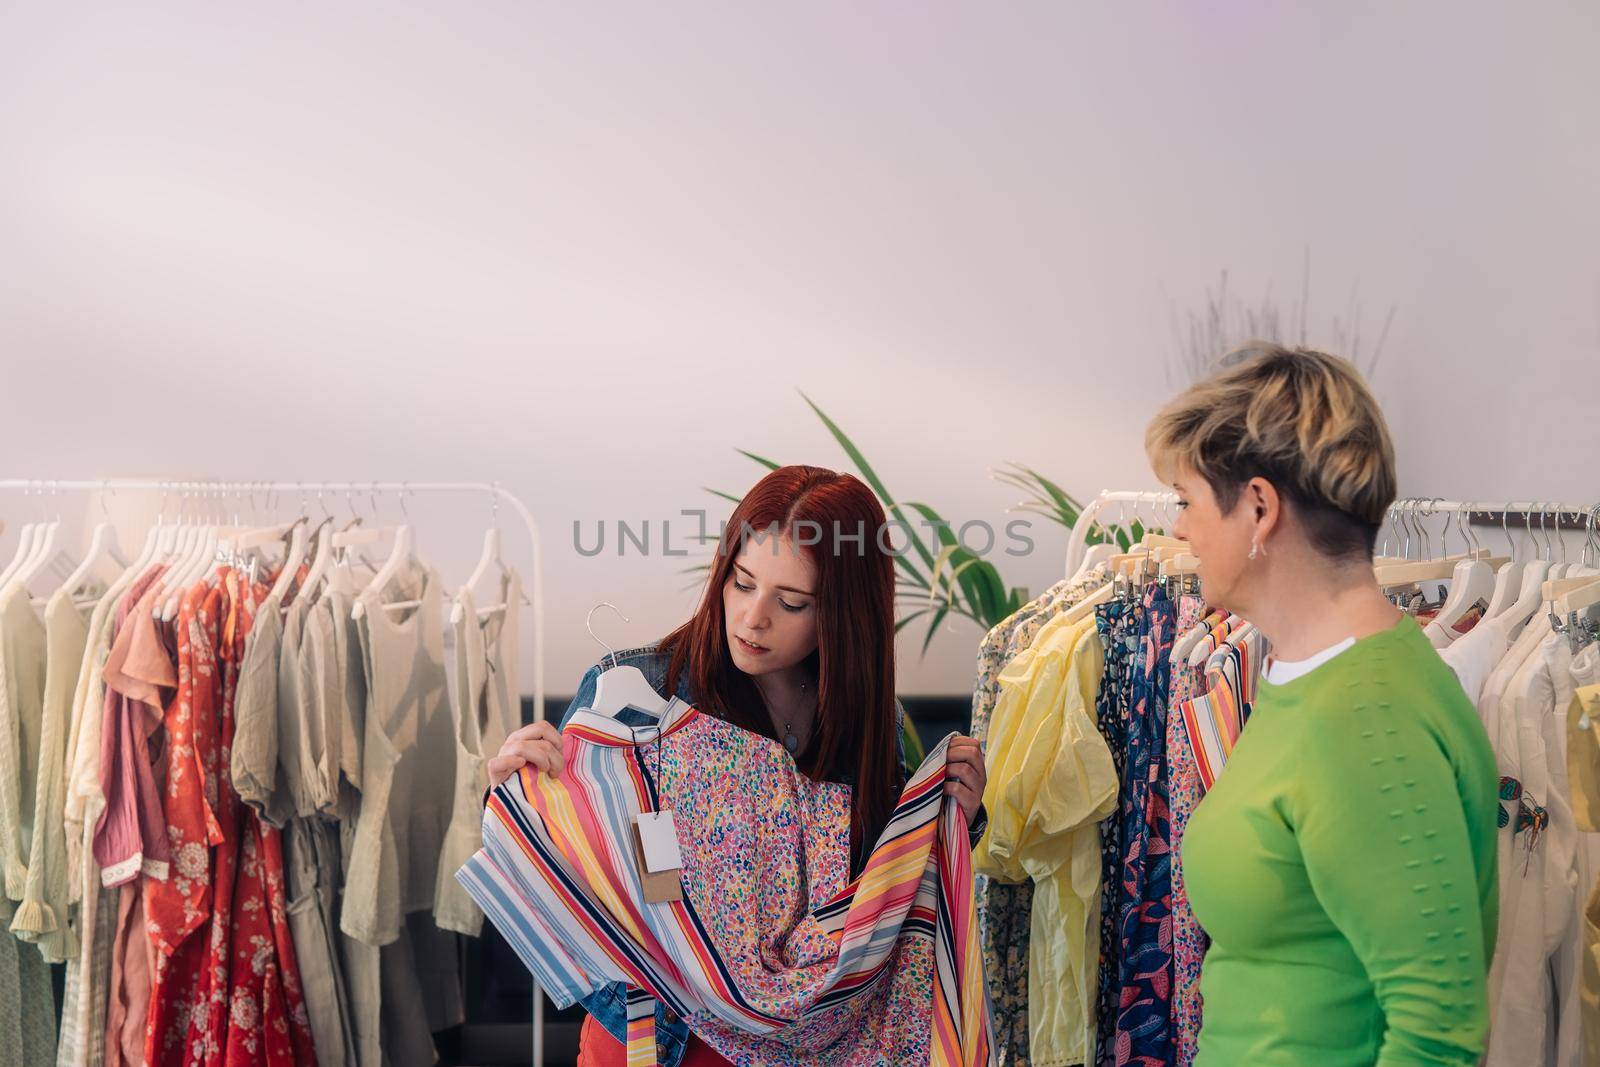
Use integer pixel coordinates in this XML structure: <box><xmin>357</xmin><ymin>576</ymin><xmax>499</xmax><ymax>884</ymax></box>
<box><xmin>1066</xmin><ymin>492</ymin><xmax>1600</xmax><ymax>579</ymax></box>
<box><xmin>1064</xmin><ymin>490</ymin><xmax>1179</xmax><ymax>577</ymax></box>
<box><xmin>0</xmin><ymin>477</ymin><xmax>549</xmax><ymax>1067</ymax></box>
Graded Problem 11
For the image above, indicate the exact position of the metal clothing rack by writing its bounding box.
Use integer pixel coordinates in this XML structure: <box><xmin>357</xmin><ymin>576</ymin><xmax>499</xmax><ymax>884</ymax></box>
<box><xmin>0</xmin><ymin>478</ymin><xmax>549</xmax><ymax>1067</ymax></box>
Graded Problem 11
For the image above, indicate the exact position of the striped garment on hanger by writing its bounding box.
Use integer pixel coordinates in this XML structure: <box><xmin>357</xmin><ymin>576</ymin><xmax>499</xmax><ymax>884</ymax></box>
<box><xmin>455</xmin><ymin>696</ymin><xmax>992</xmax><ymax>1067</ymax></box>
<box><xmin>1178</xmin><ymin>630</ymin><xmax>1267</xmax><ymax>792</ymax></box>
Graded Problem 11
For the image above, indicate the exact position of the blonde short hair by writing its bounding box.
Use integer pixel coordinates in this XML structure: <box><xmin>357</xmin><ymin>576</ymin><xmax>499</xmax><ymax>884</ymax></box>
<box><xmin>1145</xmin><ymin>343</ymin><xmax>1397</xmax><ymax>559</ymax></box>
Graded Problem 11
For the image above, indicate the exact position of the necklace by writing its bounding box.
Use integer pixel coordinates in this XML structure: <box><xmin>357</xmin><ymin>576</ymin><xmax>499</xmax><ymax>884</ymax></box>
<box><xmin>780</xmin><ymin>678</ymin><xmax>812</xmax><ymax>755</ymax></box>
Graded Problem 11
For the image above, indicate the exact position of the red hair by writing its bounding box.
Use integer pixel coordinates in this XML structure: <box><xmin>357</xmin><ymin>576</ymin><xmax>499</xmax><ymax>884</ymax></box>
<box><xmin>658</xmin><ymin>465</ymin><xmax>901</xmax><ymax>870</ymax></box>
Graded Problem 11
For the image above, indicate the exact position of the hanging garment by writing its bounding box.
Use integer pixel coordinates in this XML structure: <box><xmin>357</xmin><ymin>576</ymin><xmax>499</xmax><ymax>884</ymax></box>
<box><xmin>10</xmin><ymin>586</ymin><xmax>89</xmax><ymax>962</ymax></box>
<box><xmin>1548</xmin><ymin>636</ymin><xmax>1600</xmax><ymax>1067</ymax></box>
<box><xmin>294</xmin><ymin>591</ymin><xmax>343</xmax><ymax>820</ymax></box>
<box><xmin>970</xmin><ymin>586</ymin><xmax>1054</xmax><ymax>1067</ymax></box>
<box><xmin>283</xmin><ymin>814</ymin><xmax>356</xmax><ymax>1067</ymax></box>
<box><xmin>457</xmin><ymin>696</ymin><xmax>991</xmax><ymax>1067</ymax></box>
<box><xmin>1092</xmin><ymin>598</ymin><xmax>1137</xmax><ymax>1067</ymax></box>
<box><xmin>61</xmin><ymin>564</ymin><xmax>166</xmax><ymax>1067</ymax></box>
<box><xmin>1182</xmin><ymin>616</ymin><xmax>1497</xmax><ymax>1066</ymax></box>
<box><xmin>272</xmin><ymin>578</ymin><xmax>361</xmax><ymax>1066</ymax></box>
<box><xmin>969</xmin><ymin>574</ymin><xmax>1103</xmax><ymax>1067</ymax></box>
<box><xmin>1165</xmin><ymin>594</ymin><xmax>1208</xmax><ymax>1067</ymax></box>
<box><xmin>1175</xmin><ymin>630</ymin><xmax>1265</xmax><ymax>795</ymax></box>
<box><xmin>1566</xmin><ymin>653</ymin><xmax>1600</xmax><ymax>1064</ymax></box>
<box><xmin>0</xmin><ymin>581</ymin><xmax>47</xmax><ymax>903</ymax></box>
<box><xmin>435</xmin><ymin>573</ymin><xmax>522</xmax><ymax>936</ymax></box>
<box><xmin>342</xmin><ymin>562</ymin><xmax>456</xmax><ymax>1064</ymax></box>
<box><xmin>218</xmin><ymin>569</ymin><xmax>319</xmax><ymax>1066</ymax></box>
<box><xmin>96</xmin><ymin>574</ymin><xmax>178</xmax><ymax>1067</ymax></box>
<box><xmin>103</xmin><ymin>879</ymin><xmax>153</xmax><ymax>1067</ymax></box>
<box><xmin>0</xmin><ymin>579</ymin><xmax>56</xmax><ymax>1067</ymax></box>
<box><xmin>277</xmin><ymin>593</ymin><xmax>317</xmax><ymax>820</ymax></box>
<box><xmin>343</xmin><ymin>562</ymin><xmax>453</xmax><ymax>945</ymax></box>
<box><xmin>1110</xmin><ymin>585</ymin><xmax>1176</xmax><ymax>1067</ymax></box>
<box><xmin>94</xmin><ymin>572</ymin><xmax>177</xmax><ymax>887</ymax></box>
<box><xmin>1480</xmin><ymin>613</ymin><xmax>1561</xmax><ymax>1065</ymax></box>
<box><xmin>230</xmin><ymin>574</ymin><xmax>292</xmax><ymax>826</ymax></box>
<box><xmin>973</xmin><ymin>611</ymin><xmax>1115</xmax><ymax>1067</ymax></box>
<box><xmin>141</xmin><ymin>580</ymin><xmax>227</xmax><ymax>1065</ymax></box>
<box><xmin>305</xmin><ymin>573</ymin><xmax>387</xmax><ymax>1067</ymax></box>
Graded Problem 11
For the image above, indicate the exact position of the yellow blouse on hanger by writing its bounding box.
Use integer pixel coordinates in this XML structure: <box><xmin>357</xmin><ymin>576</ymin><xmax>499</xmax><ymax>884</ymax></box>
<box><xmin>973</xmin><ymin>611</ymin><xmax>1116</xmax><ymax>1067</ymax></box>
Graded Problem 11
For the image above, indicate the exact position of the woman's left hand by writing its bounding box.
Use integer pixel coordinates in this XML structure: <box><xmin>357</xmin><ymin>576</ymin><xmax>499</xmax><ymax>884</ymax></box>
<box><xmin>945</xmin><ymin>736</ymin><xmax>987</xmax><ymax>828</ymax></box>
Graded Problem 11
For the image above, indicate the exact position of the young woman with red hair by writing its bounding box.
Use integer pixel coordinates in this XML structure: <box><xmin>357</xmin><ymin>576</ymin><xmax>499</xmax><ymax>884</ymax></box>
<box><xmin>487</xmin><ymin>465</ymin><xmax>988</xmax><ymax>1067</ymax></box>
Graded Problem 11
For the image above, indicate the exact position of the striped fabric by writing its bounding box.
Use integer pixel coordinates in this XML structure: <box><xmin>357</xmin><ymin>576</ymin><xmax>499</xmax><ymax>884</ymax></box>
<box><xmin>456</xmin><ymin>697</ymin><xmax>992</xmax><ymax>1067</ymax></box>
<box><xmin>1178</xmin><ymin>630</ymin><xmax>1267</xmax><ymax>792</ymax></box>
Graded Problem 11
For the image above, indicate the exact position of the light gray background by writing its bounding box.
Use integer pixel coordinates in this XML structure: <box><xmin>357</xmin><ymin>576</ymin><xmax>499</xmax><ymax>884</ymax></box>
<box><xmin>2</xmin><ymin>1</ymin><xmax>1595</xmax><ymax>694</ymax></box>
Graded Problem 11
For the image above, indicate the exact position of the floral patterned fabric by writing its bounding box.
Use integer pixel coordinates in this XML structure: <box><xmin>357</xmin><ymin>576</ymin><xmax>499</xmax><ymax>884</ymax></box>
<box><xmin>1093</xmin><ymin>599</ymin><xmax>1138</xmax><ymax>1067</ymax></box>
<box><xmin>1109</xmin><ymin>587</ymin><xmax>1175</xmax><ymax>1067</ymax></box>
<box><xmin>461</xmin><ymin>698</ymin><xmax>991</xmax><ymax>1066</ymax></box>
<box><xmin>142</xmin><ymin>581</ymin><xmax>226</xmax><ymax>1065</ymax></box>
<box><xmin>1166</xmin><ymin>596</ymin><xmax>1210</xmax><ymax>1067</ymax></box>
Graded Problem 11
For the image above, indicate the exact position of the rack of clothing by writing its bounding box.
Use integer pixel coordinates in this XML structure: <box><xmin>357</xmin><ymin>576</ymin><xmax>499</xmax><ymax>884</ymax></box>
<box><xmin>0</xmin><ymin>478</ymin><xmax>548</xmax><ymax>1067</ymax></box>
<box><xmin>973</xmin><ymin>490</ymin><xmax>1600</xmax><ymax>1067</ymax></box>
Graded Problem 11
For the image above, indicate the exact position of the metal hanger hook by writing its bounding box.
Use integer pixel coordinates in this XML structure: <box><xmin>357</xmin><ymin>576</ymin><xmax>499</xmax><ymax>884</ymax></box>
<box><xmin>586</xmin><ymin>603</ymin><xmax>631</xmax><ymax>669</ymax></box>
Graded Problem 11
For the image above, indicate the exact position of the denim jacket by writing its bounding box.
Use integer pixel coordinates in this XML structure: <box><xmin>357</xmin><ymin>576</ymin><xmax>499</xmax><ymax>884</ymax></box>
<box><xmin>556</xmin><ymin>643</ymin><xmax>982</xmax><ymax>1063</ymax></box>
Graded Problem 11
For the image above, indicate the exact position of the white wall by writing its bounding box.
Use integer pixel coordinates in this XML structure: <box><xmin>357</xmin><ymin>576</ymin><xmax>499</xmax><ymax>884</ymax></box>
<box><xmin>2</xmin><ymin>1</ymin><xmax>1595</xmax><ymax>695</ymax></box>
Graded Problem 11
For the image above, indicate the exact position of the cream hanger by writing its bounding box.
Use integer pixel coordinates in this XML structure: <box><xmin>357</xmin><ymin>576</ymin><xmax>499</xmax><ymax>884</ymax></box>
<box><xmin>298</xmin><ymin>518</ymin><xmax>335</xmax><ymax>604</ymax></box>
<box><xmin>351</xmin><ymin>488</ymin><xmax>413</xmax><ymax>619</ymax></box>
<box><xmin>454</xmin><ymin>490</ymin><xmax>526</xmax><ymax>625</ymax></box>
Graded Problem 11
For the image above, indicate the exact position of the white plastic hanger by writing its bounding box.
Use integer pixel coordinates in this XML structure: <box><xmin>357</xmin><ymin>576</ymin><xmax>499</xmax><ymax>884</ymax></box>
<box><xmin>158</xmin><ymin>486</ymin><xmax>218</xmax><ymax>619</ymax></box>
<box><xmin>14</xmin><ymin>483</ymin><xmax>69</xmax><ymax>595</ymax></box>
<box><xmin>1483</xmin><ymin>508</ymin><xmax>1532</xmax><ymax>620</ymax></box>
<box><xmin>50</xmin><ymin>521</ymin><xmax>125</xmax><ymax>608</ymax></box>
<box><xmin>584</xmin><ymin>603</ymin><xmax>667</xmax><ymax>719</ymax></box>
<box><xmin>1070</xmin><ymin>541</ymin><xmax>1120</xmax><ymax>584</ymax></box>
<box><xmin>0</xmin><ymin>523</ymin><xmax>39</xmax><ymax>592</ymax></box>
<box><xmin>1425</xmin><ymin>506</ymin><xmax>1496</xmax><ymax>641</ymax></box>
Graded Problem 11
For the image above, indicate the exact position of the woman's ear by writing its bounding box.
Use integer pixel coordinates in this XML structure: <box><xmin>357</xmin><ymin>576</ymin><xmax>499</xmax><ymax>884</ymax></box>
<box><xmin>1246</xmin><ymin>477</ymin><xmax>1282</xmax><ymax>545</ymax></box>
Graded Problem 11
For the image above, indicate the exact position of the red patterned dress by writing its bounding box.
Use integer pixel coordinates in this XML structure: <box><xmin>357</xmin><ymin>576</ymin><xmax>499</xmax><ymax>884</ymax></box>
<box><xmin>143</xmin><ymin>580</ymin><xmax>227</xmax><ymax>1065</ymax></box>
<box><xmin>220</xmin><ymin>571</ymin><xmax>318</xmax><ymax>1065</ymax></box>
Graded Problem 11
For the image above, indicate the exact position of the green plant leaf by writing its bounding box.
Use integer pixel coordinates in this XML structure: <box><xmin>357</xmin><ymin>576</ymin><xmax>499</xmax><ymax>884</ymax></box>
<box><xmin>894</xmin><ymin>608</ymin><xmax>933</xmax><ymax>634</ymax></box>
<box><xmin>898</xmin><ymin>712</ymin><xmax>926</xmax><ymax>768</ymax></box>
<box><xmin>920</xmin><ymin>602</ymin><xmax>952</xmax><ymax>655</ymax></box>
<box><xmin>927</xmin><ymin>543</ymin><xmax>961</xmax><ymax>605</ymax></box>
<box><xmin>735</xmin><ymin>449</ymin><xmax>781</xmax><ymax>471</ymax></box>
<box><xmin>703</xmin><ymin>487</ymin><xmax>744</xmax><ymax>505</ymax></box>
<box><xmin>798</xmin><ymin>392</ymin><xmax>938</xmax><ymax>586</ymax></box>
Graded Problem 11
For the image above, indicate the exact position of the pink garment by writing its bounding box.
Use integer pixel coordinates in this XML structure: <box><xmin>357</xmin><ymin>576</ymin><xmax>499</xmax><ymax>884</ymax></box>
<box><xmin>94</xmin><ymin>566</ymin><xmax>176</xmax><ymax>887</ymax></box>
<box><xmin>103</xmin><ymin>879</ymin><xmax>156</xmax><ymax>1067</ymax></box>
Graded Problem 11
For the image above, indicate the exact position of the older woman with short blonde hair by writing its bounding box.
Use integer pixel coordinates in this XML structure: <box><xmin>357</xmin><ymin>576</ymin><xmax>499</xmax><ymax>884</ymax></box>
<box><xmin>1148</xmin><ymin>345</ymin><xmax>1498</xmax><ymax>1066</ymax></box>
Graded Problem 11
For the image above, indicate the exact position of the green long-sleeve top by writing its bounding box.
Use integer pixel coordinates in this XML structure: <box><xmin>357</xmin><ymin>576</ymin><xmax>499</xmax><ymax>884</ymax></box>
<box><xmin>1182</xmin><ymin>615</ymin><xmax>1499</xmax><ymax>1066</ymax></box>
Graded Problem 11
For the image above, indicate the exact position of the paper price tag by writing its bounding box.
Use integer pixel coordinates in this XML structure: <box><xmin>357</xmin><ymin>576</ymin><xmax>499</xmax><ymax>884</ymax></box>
<box><xmin>632</xmin><ymin>809</ymin><xmax>683</xmax><ymax>904</ymax></box>
<box><xmin>634</xmin><ymin>810</ymin><xmax>683</xmax><ymax>873</ymax></box>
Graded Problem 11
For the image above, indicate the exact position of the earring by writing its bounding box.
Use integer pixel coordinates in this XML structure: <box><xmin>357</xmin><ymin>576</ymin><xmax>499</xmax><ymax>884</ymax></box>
<box><xmin>1249</xmin><ymin>541</ymin><xmax>1260</xmax><ymax>560</ymax></box>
